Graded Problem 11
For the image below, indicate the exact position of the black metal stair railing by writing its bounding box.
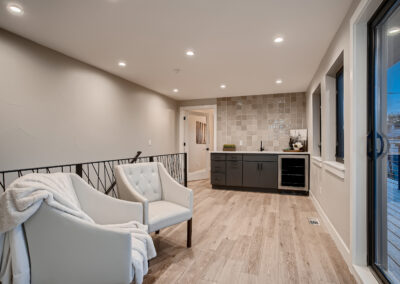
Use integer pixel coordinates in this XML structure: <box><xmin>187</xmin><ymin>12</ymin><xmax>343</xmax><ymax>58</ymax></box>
<box><xmin>104</xmin><ymin>151</ymin><xmax>142</xmax><ymax>195</ymax></box>
<box><xmin>0</xmin><ymin>152</ymin><xmax>188</xmax><ymax>198</ymax></box>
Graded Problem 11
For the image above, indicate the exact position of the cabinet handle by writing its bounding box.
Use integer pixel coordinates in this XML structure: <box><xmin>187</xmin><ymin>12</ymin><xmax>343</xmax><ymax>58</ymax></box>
<box><xmin>261</xmin><ymin>163</ymin><xmax>263</xmax><ymax>170</ymax></box>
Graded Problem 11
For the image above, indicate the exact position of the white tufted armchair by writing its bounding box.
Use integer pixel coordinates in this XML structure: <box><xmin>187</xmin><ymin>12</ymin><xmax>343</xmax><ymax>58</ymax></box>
<box><xmin>115</xmin><ymin>162</ymin><xmax>193</xmax><ymax>247</ymax></box>
<box><xmin>23</xmin><ymin>173</ymin><xmax>144</xmax><ymax>284</ymax></box>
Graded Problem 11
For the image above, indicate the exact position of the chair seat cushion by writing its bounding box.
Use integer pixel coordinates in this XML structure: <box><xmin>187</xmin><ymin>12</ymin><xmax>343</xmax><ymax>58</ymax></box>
<box><xmin>148</xmin><ymin>201</ymin><xmax>191</xmax><ymax>233</ymax></box>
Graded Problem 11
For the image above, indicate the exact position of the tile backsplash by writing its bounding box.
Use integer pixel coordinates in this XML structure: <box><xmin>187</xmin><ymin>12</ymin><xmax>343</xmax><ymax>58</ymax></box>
<box><xmin>217</xmin><ymin>93</ymin><xmax>306</xmax><ymax>151</ymax></box>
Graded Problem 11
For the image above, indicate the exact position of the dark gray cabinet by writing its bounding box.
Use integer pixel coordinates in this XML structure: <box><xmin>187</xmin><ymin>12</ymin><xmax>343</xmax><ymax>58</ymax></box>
<box><xmin>211</xmin><ymin>153</ymin><xmax>282</xmax><ymax>190</ymax></box>
<box><xmin>226</xmin><ymin>160</ymin><xmax>242</xmax><ymax>186</ymax></box>
<box><xmin>243</xmin><ymin>161</ymin><xmax>277</xmax><ymax>189</ymax></box>
<box><xmin>211</xmin><ymin>161</ymin><xmax>226</xmax><ymax>173</ymax></box>
<box><xmin>211</xmin><ymin>152</ymin><xmax>308</xmax><ymax>192</ymax></box>
<box><xmin>242</xmin><ymin>161</ymin><xmax>259</xmax><ymax>187</ymax></box>
<box><xmin>211</xmin><ymin>173</ymin><xmax>225</xmax><ymax>185</ymax></box>
<box><xmin>211</xmin><ymin>154</ymin><xmax>226</xmax><ymax>185</ymax></box>
<box><xmin>260</xmin><ymin>162</ymin><xmax>278</xmax><ymax>188</ymax></box>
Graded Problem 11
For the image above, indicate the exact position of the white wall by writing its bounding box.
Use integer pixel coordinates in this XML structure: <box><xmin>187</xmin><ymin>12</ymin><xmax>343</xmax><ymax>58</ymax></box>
<box><xmin>306</xmin><ymin>0</ymin><xmax>360</xmax><ymax>263</ymax></box>
<box><xmin>0</xmin><ymin>28</ymin><xmax>178</xmax><ymax>171</ymax></box>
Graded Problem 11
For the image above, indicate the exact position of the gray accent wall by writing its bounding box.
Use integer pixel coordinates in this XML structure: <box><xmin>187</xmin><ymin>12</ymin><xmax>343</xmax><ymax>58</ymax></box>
<box><xmin>217</xmin><ymin>93</ymin><xmax>306</xmax><ymax>151</ymax></box>
<box><xmin>0</xmin><ymin>28</ymin><xmax>178</xmax><ymax>171</ymax></box>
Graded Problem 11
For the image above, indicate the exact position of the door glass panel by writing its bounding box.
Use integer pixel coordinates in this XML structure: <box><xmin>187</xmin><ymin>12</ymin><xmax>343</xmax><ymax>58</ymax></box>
<box><xmin>374</xmin><ymin>2</ymin><xmax>400</xmax><ymax>281</ymax></box>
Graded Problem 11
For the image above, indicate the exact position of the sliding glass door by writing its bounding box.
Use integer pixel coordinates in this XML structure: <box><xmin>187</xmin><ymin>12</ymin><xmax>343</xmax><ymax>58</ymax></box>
<box><xmin>369</xmin><ymin>0</ymin><xmax>400</xmax><ymax>282</ymax></box>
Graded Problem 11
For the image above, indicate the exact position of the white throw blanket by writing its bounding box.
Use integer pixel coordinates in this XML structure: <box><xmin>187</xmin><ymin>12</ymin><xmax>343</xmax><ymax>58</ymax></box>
<box><xmin>0</xmin><ymin>173</ymin><xmax>156</xmax><ymax>284</ymax></box>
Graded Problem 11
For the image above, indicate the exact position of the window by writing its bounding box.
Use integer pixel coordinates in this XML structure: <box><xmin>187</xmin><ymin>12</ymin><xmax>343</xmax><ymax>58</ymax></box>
<box><xmin>312</xmin><ymin>87</ymin><xmax>322</xmax><ymax>156</ymax></box>
<box><xmin>336</xmin><ymin>68</ymin><xmax>344</xmax><ymax>162</ymax></box>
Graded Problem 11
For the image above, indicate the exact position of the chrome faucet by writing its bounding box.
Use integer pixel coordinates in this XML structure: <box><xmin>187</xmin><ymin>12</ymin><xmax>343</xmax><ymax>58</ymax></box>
<box><xmin>260</xmin><ymin>141</ymin><xmax>264</xmax><ymax>152</ymax></box>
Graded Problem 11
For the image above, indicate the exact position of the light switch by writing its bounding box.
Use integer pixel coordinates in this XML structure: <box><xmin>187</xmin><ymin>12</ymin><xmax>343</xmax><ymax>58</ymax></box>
<box><xmin>148</xmin><ymin>139</ymin><xmax>152</xmax><ymax>146</ymax></box>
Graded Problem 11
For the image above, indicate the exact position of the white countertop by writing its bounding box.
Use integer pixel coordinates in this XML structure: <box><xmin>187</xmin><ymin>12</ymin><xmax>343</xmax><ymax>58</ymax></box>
<box><xmin>211</xmin><ymin>151</ymin><xmax>309</xmax><ymax>155</ymax></box>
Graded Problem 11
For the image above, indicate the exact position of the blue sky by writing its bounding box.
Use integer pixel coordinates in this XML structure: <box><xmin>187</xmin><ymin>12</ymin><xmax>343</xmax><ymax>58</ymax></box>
<box><xmin>387</xmin><ymin>61</ymin><xmax>400</xmax><ymax>114</ymax></box>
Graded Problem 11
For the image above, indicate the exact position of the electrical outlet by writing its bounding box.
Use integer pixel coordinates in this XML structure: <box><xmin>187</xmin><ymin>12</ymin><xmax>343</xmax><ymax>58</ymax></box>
<box><xmin>148</xmin><ymin>139</ymin><xmax>152</xmax><ymax>146</ymax></box>
<box><xmin>239</xmin><ymin>140</ymin><xmax>243</xmax><ymax>146</ymax></box>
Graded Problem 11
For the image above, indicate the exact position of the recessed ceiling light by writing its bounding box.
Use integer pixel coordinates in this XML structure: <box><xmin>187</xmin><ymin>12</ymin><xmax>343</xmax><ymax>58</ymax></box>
<box><xmin>274</xmin><ymin>36</ymin><xmax>284</xmax><ymax>43</ymax></box>
<box><xmin>7</xmin><ymin>3</ymin><xmax>24</xmax><ymax>15</ymax></box>
<box><xmin>276</xmin><ymin>79</ymin><xmax>283</xmax><ymax>84</ymax></box>
<box><xmin>173</xmin><ymin>88</ymin><xmax>179</xmax><ymax>93</ymax></box>
<box><xmin>388</xmin><ymin>27</ymin><xmax>400</xmax><ymax>35</ymax></box>
<box><xmin>220</xmin><ymin>84</ymin><xmax>226</xmax><ymax>89</ymax></box>
<box><xmin>118</xmin><ymin>61</ymin><xmax>126</xmax><ymax>67</ymax></box>
<box><xmin>186</xmin><ymin>50</ymin><xmax>195</xmax><ymax>56</ymax></box>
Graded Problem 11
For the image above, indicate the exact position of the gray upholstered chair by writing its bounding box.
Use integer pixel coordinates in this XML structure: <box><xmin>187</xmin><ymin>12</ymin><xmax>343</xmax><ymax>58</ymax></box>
<box><xmin>115</xmin><ymin>162</ymin><xmax>193</xmax><ymax>247</ymax></box>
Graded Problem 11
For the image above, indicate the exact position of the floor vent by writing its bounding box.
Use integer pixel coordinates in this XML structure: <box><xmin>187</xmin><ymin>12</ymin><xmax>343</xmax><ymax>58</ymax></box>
<box><xmin>308</xmin><ymin>217</ymin><xmax>320</xmax><ymax>225</ymax></box>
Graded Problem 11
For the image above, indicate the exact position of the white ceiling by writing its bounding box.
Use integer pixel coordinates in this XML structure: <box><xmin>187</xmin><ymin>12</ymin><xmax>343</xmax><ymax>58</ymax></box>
<box><xmin>0</xmin><ymin>0</ymin><xmax>353</xmax><ymax>100</ymax></box>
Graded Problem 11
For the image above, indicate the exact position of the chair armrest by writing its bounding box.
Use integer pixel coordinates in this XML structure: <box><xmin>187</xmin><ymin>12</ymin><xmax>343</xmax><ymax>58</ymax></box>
<box><xmin>158</xmin><ymin>164</ymin><xmax>193</xmax><ymax>212</ymax></box>
<box><xmin>24</xmin><ymin>203</ymin><xmax>132</xmax><ymax>284</ymax></box>
<box><xmin>71</xmin><ymin>174</ymin><xmax>143</xmax><ymax>224</ymax></box>
<box><xmin>115</xmin><ymin>167</ymin><xmax>149</xmax><ymax>225</ymax></box>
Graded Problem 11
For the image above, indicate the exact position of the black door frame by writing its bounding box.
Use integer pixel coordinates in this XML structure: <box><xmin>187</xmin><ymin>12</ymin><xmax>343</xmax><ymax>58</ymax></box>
<box><xmin>368</xmin><ymin>0</ymin><xmax>400</xmax><ymax>282</ymax></box>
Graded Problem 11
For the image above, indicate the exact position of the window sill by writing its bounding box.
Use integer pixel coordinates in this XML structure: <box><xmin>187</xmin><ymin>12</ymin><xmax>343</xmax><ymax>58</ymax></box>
<box><xmin>323</xmin><ymin>161</ymin><xmax>345</xmax><ymax>180</ymax></box>
<box><xmin>311</xmin><ymin>156</ymin><xmax>323</xmax><ymax>168</ymax></box>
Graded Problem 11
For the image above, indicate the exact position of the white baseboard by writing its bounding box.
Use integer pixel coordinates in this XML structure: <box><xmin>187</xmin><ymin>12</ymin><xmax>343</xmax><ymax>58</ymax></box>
<box><xmin>188</xmin><ymin>169</ymin><xmax>209</xmax><ymax>181</ymax></box>
<box><xmin>310</xmin><ymin>192</ymin><xmax>380</xmax><ymax>283</ymax></box>
<box><xmin>309</xmin><ymin>191</ymin><xmax>356</xmax><ymax>276</ymax></box>
<box><xmin>352</xmin><ymin>265</ymin><xmax>379</xmax><ymax>284</ymax></box>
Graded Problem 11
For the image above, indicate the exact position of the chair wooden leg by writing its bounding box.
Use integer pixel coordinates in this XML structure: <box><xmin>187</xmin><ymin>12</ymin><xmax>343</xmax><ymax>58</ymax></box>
<box><xmin>155</xmin><ymin>230</ymin><xmax>160</xmax><ymax>234</ymax></box>
<box><xmin>187</xmin><ymin>218</ymin><xmax>192</xmax><ymax>248</ymax></box>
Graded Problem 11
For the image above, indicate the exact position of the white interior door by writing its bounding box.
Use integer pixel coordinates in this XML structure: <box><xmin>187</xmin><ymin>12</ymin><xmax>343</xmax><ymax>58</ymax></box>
<box><xmin>185</xmin><ymin>110</ymin><xmax>213</xmax><ymax>181</ymax></box>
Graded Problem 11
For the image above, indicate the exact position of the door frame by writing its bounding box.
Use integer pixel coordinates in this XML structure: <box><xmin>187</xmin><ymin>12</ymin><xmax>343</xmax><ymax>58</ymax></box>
<box><xmin>367</xmin><ymin>0</ymin><xmax>400</xmax><ymax>282</ymax></box>
<box><xmin>179</xmin><ymin>105</ymin><xmax>217</xmax><ymax>153</ymax></box>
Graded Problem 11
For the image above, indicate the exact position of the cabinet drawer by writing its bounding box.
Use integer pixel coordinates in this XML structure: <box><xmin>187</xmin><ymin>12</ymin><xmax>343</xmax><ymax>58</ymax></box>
<box><xmin>243</xmin><ymin>154</ymin><xmax>277</xmax><ymax>162</ymax></box>
<box><xmin>211</xmin><ymin>161</ymin><xmax>226</xmax><ymax>173</ymax></box>
<box><xmin>226</xmin><ymin>154</ymin><xmax>242</xmax><ymax>161</ymax></box>
<box><xmin>227</xmin><ymin>160</ymin><xmax>242</xmax><ymax>168</ymax></box>
<box><xmin>211</xmin><ymin>153</ymin><xmax>226</xmax><ymax>161</ymax></box>
<box><xmin>211</xmin><ymin>173</ymin><xmax>226</xmax><ymax>186</ymax></box>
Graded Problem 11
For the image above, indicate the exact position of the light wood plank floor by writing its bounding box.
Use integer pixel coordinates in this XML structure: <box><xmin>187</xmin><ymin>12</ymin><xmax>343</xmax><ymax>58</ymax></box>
<box><xmin>143</xmin><ymin>179</ymin><xmax>355</xmax><ymax>284</ymax></box>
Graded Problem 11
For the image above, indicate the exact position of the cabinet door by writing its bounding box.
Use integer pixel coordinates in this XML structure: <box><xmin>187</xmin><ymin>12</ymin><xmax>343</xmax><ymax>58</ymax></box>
<box><xmin>211</xmin><ymin>160</ymin><xmax>226</xmax><ymax>173</ymax></box>
<box><xmin>226</xmin><ymin>161</ymin><xmax>242</xmax><ymax>186</ymax></box>
<box><xmin>211</xmin><ymin>173</ymin><xmax>226</xmax><ymax>186</ymax></box>
<box><xmin>259</xmin><ymin>162</ymin><xmax>278</xmax><ymax>189</ymax></box>
<box><xmin>243</xmin><ymin>161</ymin><xmax>261</xmax><ymax>188</ymax></box>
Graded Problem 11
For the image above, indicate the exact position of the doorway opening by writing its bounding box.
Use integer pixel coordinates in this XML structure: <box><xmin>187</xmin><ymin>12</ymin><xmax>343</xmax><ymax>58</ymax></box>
<box><xmin>179</xmin><ymin>105</ymin><xmax>217</xmax><ymax>181</ymax></box>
